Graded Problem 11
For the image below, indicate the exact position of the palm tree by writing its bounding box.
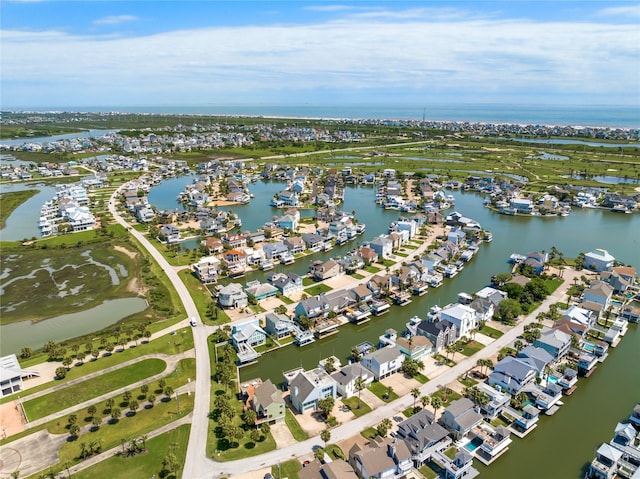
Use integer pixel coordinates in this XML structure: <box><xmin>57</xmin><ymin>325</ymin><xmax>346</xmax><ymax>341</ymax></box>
<box><xmin>410</xmin><ymin>388</ymin><xmax>420</xmax><ymax>410</ymax></box>
<box><xmin>354</xmin><ymin>376</ymin><xmax>366</xmax><ymax>409</ymax></box>
<box><xmin>514</xmin><ymin>340</ymin><xmax>525</xmax><ymax>352</ymax></box>
<box><xmin>431</xmin><ymin>396</ymin><xmax>442</xmax><ymax>419</ymax></box>
<box><xmin>420</xmin><ymin>395</ymin><xmax>430</xmax><ymax>410</ymax></box>
<box><xmin>320</xmin><ymin>429</ymin><xmax>331</xmax><ymax>449</ymax></box>
<box><xmin>385</xmin><ymin>385</ymin><xmax>394</xmax><ymax>400</ymax></box>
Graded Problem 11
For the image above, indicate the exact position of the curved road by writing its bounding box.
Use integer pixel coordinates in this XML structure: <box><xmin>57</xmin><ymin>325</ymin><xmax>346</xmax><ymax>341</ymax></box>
<box><xmin>109</xmin><ymin>180</ymin><xmax>584</xmax><ymax>479</ymax></box>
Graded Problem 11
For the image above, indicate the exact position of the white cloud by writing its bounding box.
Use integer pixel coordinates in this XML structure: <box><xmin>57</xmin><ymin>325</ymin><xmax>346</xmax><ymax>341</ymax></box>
<box><xmin>597</xmin><ymin>5</ymin><xmax>640</xmax><ymax>17</ymax></box>
<box><xmin>1</xmin><ymin>11</ymin><xmax>638</xmax><ymax>106</ymax></box>
<box><xmin>303</xmin><ymin>5</ymin><xmax>355</xmax><ymax>12</ymax></box>
<box><xmin>93</xmin><ymin>15</ymin><xmax>139</xmax><ymax>26</ymax></box>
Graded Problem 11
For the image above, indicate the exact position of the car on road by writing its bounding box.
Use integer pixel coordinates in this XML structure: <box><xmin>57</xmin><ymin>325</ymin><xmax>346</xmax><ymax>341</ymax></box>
<box><xmin>189</xmin><ymin>317</ymin><xmax>197</xmax><ymax>327</ymax></box>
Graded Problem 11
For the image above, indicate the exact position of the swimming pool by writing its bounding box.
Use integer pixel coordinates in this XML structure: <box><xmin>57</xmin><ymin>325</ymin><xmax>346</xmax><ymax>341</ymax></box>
<box><xmin>464</xmin><ymin>437</ymin><xmax>483</xmax><ymax>452</ymax></box>
<box><xmin>583</xmin><ymin>343</ymin><xmax>596</xmax><ymax>352</ymax></box>
<box><xmin>548</xmin><ymin>375</ymin><xmax>559</xmax><ymax>384</ymax></box>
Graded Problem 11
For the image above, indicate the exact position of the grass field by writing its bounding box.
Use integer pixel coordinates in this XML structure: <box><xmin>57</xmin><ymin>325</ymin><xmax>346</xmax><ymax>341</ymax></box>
<box><xmin>69</xmin><ymin>424</ymin><xmax>190</xmax><ymax>479</ymax></box>
<box><xmin>305</xmin><ymin>283</ymin><xmax>333</xmax><ymax>295</ymax></box>
<box><xmin>23</xmin><ymin>358</ymin><xmax>167</xmax><ymax>420</ymax></box>
<box><xmin>285</xmin><ymin>408</ymin><xmax>308</xmax><ymax>441</ymax></box>
<box><xmin>341</xmin><ymin>396</ymin><xmax>372</xmax><ymax>417</ymax></box>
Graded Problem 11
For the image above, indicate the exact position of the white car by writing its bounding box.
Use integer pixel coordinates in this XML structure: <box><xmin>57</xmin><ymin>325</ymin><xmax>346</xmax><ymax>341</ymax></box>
<box><xmin>189</xmin><ymin>317</ymin><xmax>197</xmax><ymax>327</ymax></box>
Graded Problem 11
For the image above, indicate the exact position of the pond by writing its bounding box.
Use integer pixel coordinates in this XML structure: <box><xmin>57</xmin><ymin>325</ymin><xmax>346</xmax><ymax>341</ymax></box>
<box><xmin>0</xmin><ymin>182</ymin><xmax>58</xmax><ymax>241</ymax></box>
<box><xmin>0</xmin><ymin>297</ymin><xmax>148</xmax><ymax>354</ymax></box>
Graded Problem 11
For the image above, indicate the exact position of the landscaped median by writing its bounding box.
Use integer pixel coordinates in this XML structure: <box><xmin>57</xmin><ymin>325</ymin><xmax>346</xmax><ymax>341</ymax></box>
<box><xmin>23</xmin><ymin>358</ymin><xmax>167</xmax><ymax>421</ymax></box>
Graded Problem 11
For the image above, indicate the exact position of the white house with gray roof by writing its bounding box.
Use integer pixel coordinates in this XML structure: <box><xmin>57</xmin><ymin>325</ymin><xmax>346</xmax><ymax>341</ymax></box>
<box><xmin>395</xmin><ymin>409</ymin><xmax>452</xmax><ymax>467</ymax></box>
<box><xmin>286</xmin><ymin>367</ymin><xmax>337</xmax><ymax>413</ymax></box>
<box><xmin>585</xmin><ymin>248</ymin><xmax>616</xmax><ymax>272</ymax></box>
<box><xmin>439</xmin><ymin>397</ymin><xmax>484</xmax><ymax>440</ymax></box>
<box><xmin>360</xmin><ymin>346</ymin><xmax>404</xmax><ymax>380</ymax></box>
<box><xmin>331</xmin><ymin>363</ymin><xmax>374</xmax><ymax>398</ymax></box>
<box><xmin>533</xmin><ymin>326</ymin><xmax>572</xmax><ymax>359</ymax></box>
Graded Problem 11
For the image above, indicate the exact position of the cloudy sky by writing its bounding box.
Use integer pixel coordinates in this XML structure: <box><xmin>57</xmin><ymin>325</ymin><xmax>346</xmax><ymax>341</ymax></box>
<box><xmin>1</xmin><ymin>1</ymin><xmax>639</xmax><ymax>109</ymax></box>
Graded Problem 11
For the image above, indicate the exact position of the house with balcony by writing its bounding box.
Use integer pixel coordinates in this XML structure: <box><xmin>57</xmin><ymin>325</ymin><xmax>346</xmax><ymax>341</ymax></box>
<box><xmin>203</xmin><ymin>237</ymin><xmax>224</xmax><ymax>254</ymax></box>
<box><xmin>268</xmin><ymin>272</ymin><xmax>303</xmax><ymax>296</ymax></box>
<box><xmin>489</xmin><ymin>356</ymin><xmax>537</xmax><ymax>395</ymax></box>
<box><xmin>582</xmin><ymin>281</ymin><xmax>614</xmax><ymax>311</ymax></box>
<box><xmin>588</xmin><ymin>444</ymin><xmax>623</xmax><ymax>479</ymax></box>
<box><xmin>0</xmin><ymin>355</ymin><xmax>30</xmax><ymax>398</ymax></box>
<box><xmin>218</xmin><ymin>283</ymin><xmax>249</xmax><ymax>309</ymax></box>
<box><xmin>159</xmin><ymin>224</ymin><xmax>180</xmax><ymax>243</ymax></box>
<box><xmin>310</xmin><ymin>259</ymin><xmax>343</xmax><ymax>281</ymax></box>
<box><xmin>439</xmin><ymin>304</ymin><xmax>478</xmax><ymax>340</ymax></box>
<box><xmin>263</xmin><ymin>241</ymin><xmax>289</xmax><ymax>261</ymax></box>
<box><xmin>439</xmin><ymin>398</ymin><xmax>484</xmax><ymax>441</ymax></box>
<box><xmin>534</xmin><ymin>327</ymin><xmax>572</xmax><ymax>359</ymax></box>
<box><xmin>250</xmin><ymin>379</ymin><xmax>285</xmax><ymax>425</ymax></box>
<box><xmin>222</xmin><ymin>249</ymin><xmax>247</xmax><ymax>274</ymax></box>
<box><xmin>245</xmin><ymin>281</ymin><xmax>278</xmax><ymax>302</ymax></box>
<box><xmin>474</xmin><ymin>382</ymin><xmax>510</xmax><ymax>419</ymax></box>
<box><xmin>349</xmin><ymin>437</ymin><xmax>413</xmax><ymax>479</ymax></box>
<box><xmin>285</xmin><ymin>367</ymin><xmax>337</xmax><ymax>413</ymax></box>
<box><xmin>416</xmin><ymin>318</ymin><xmax>457</xmax><ymax>353</ymax></box>
<box><xmin>578</xmin><ymin>352</ymin><xmax>599</xmax><ymax>376</ymax></box>
<box><xmin>192</xmin><ymin>256</ymin><xmax>220</xmax><ymax>284</ymax></box>
<box><xmin>471</xmin><ymin>424</ymin><xmax>512</xmax><ymax>465</ymax></box>
<box><xmin>361</xmin><ymin>346</ymin><xmax>404</xmax><ymax>380</ymax></box>
<box><xmin>534</xmin><ymin>382</ymin><xmax>563</xmax><ymax>410</ymax></box>
<box><xmin>222</xmin><ymin>233</ymin><xmax>247</xmax><ymax>249</ymax></box>
<box><xmin>369</xmin><ymin>236</ymin><xmax>393</xmax><ymax>259</ymax></box>
<box><xmin>585</xmin><ymin>249</ymin><xmax>616</xmax><ymax>272</ymax></box>
<box><xmin>331</xmin><ymin>362</ymin><xmax>374</xmax><ymax>399</ymax></box>
<box><xmin>395</xmin><ymin>409</ymin><xmax>451</xmax><ymax>467</ymax></box>
<box><xmin>299</xmin><ymin>460</ymin><xmax>358</xmax><ymax>479</ymax></box>
<box><xmin>431</xmin><ymin>448</ymin><xmax>476</xmax><ymax>479</ymax></box>
<box><xmin>231</xmin><ymin>319</ymin><xmax>266</xmax><ymax>363</ymax></box>
<box><xmin>283</xmin><ymin>236</ymin><xmax>305</xmax><ymax>254</ymax></box>
<box><xmin>264</xmin><ymin>312</ymin><xmax>295</xmax><ymax>340</ymax></box>
<box><xmin>301</xmin><ymin>232</ymin><xmax>325</xmax><ymax>251</ymax></box>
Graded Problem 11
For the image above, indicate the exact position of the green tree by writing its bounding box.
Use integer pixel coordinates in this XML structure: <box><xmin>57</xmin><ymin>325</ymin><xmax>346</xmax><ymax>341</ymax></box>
<box><xmin>320</xmin><ymin>429</ymin><xmax>331</xmax><ymax>448</ymax></box>
<box><xmin>19</xmin><ymin>347</ymin><xmax>32</xmax><ymax>359</ymax></box>
<box><xmin>431</xmin><ymin>396</ymin><xmax>442</xmax><ymax>419</ymax></box>
<box><xmin>317</xmin><ymin>396</ymin><xmax>335</xmax><ymax>420</ymax></box>
<box><xmin>55</xmin><ymin>367</ymin><xmax>67</xmax><ymax>379</ymax></box>
<box><xmin>324</xmin><ymin>357</ymin><xmax>336</xmax><ymax>374</ymax></box>
<box><xmin>111</xmin><ymin>407</ymin><xmax>121</xmax><ymax>423</ymax></box>
<box><xmin>68</xmin><ymin>423</ymin><xmax>80</xmax><ymax>437</ymax></box>
<box><xmin>410</xmin><ymin>388</ymin><xmax>420</xmax><ymax>410</ymax></box>
<box><xmin>129</xmin><ymin>400</ymin><xmax>139</xmax><ymax>415</ymax></box>
<box><xmin>148</xmin><ymin>394</ymin><xmax>156</xmax><ymax>407</ymax></box>
<box><xmin>87</xmin><ymin>405</ymin><xmax>97</xmax><ymax>417</ymax></box>
<box><xmin>421</xmin><ymin>395</ymin><xmax>430</xmax><ymax>410</ymax></box>
<box><xmin>242</xmin><ymin>409</ymin><xmax>257</xmax><ymax>428</ymax></box>
<box><xmin>354</xmin><ymin>376</ymin><xmax>367</xmax><ymax>409</ymax></box>
<box><xmin>376</xmin><ymin>417</ymin><xmax>393</xmax><ymax>437</ymax></box>
<box><xmin>496</xmin><ymin>298</ymin><xmax>523</xmax><ymax>323</ymax></box>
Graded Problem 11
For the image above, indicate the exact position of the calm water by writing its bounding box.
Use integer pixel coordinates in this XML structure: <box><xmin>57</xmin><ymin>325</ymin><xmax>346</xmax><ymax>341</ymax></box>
<box><xmin>21</xmin><ymin>104</ymin><xmax>640</xmax><ymax>128</ymax></box>
<box><xmin>0</xmin><ymin>297</ymin><xmax>147</xmax><ymax>354</ymax></box>
<box><xmin>510</xmin><ymin>138</ymin><xmax>639</xmax><ymax>148</ymax></box>
<box><xmin>0</xmin><ymin>129</ymin><xmax>116</xmax><ymax>147</ymax></box>
<box><xmin>0</xmin><ymin>183</ymin><xmax>57</xmax><ymax>241</ymax></box>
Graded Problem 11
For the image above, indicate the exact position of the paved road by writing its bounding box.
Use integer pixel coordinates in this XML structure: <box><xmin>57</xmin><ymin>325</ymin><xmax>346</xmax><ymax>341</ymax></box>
<box><xmin>109</xmin><ymin>188</ymin><xmax>218</xmax><ymax>479</ymax></box>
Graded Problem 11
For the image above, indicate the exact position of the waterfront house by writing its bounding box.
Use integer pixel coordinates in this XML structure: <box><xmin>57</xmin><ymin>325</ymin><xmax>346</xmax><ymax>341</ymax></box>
<box><xmin>263</xmin><ymin>241</ymin><xmax>289</xmax><ymax>261</ymax></box>
<box><xmin>629</xmin><ymin>404</ymin><xmax>640</xmax><ymax>428</ymax></box>
<box><xmin>352</xmin><ymin>284</ymin><xmax>374</xmax><ymax>303</ymax></box>
<box><xmin>268</xmin><ymin>272</ymin><xmax>303</xmax><ymax>296</ymax></box>
<box><xmin>475</xmin><ymin>287</ymin><xmax>508</xmax><ymax>308</ymax></box>
<box><xmin>286</xmin><ymin>367</ymin><xmax>337</xmax><ymax>414</ymax></box>
<box><xmin>582</xmin><ymin>281</ymin><xmax>614</xmax><ymax>311</ymax></box>
<box><xmin>621</xmin><ymin>304</ymin><xmax>640</xmax><ymax>323</ymax></box>
<box><xmin>510</xmin><ymin>197</ymin><xmax>534</xmax><ymax>214</ymax></box>
<box><xmin>359</xmin><ymin>246</ymin><xmax>379</xmax><ymax>265</ymax></box>
<box><xmin>523</xmin><ymin>251</ymin><xmax>548</xmax><ymax>274</ymax></box>
<box><xmin>310</xmin><ymin>259</ymin><xmax>343</xmax><ymax>281</ymax></box>
<box><xmin>601</xmin><ymin>266</ymin><xmax>637</xmax><ymax>293</ymax></box>
<box><xmin>192</xmin><ymin>256</ymin><xmax>220</xmax><ymax>284</ymax></box>
<box><xmin>431</xmin><ymin>448</ymin><xmax>475</xmax><ymax>479</ymax></box>
<box><xmin>222</xmin><ymin>233</ymin><xmax>247</xmax><ymax>249</ymax></box>
<box><xmin>331</xmin><ymin>363</ymin><xmax>374</xmax><ymax>399</ymax></box>
<box><xmin>301</xmin><ymin>232</ymin><xmax>325</xmax><ymax>250</ymax></box>
<box><xmin>439</xmin><ymin>304</ymin><xmax>478</xmax><ymax>340</ymax></box>
<box><xmin>246</xmin><ymin>230</ymin><xmax>266</xmax><ymax>244</ymax></box>
<box><xmin>264</xmin><ymin>312</ymin><xmax>294</xmax><ymax>339</ymax></box>
<box><xmin>395</xmin><ymin>335</ymin><xmax>433</xmax><ymax>361</ymax></box>
<box><xmin>251</xmin><ymin>379</ymin><xmax>285</xmax><ymax>425</ymax></box>
<box><xmin>231</xmin><ymin>319</ymin><xmax>266</xmax><ymax>363</ymax></box>
<box><xmin>283</xmin><ymin>236</ymin><xmax>305</xmax><ymax>254</ymax></box>
<box><xmin>395</xmin><ymin>409</ymin><xmax>451</xmax><ymax>467</ymax></box>
<box><xmin>222</xmin><ymin>249</ymin><xmax>247</xmax><ymax>273</ymax></box>
<box><xmin>276</xmin><ymin>213</ymin><xmax>299</xmax><ymax>231</ymax></box>
<box><xmin>535</xmin><ymin>382</ymin><xmax>563</xmax><ymax>410</ymax></box>
<box><xmin>416</xmin><ymin>319</ymin><xmax>457</xmax><ymax>353</ymax></box>
<box><xmin>489</xmin><ymin>356</ymin><xmax>537</xmax><ymax>394</ymax></box>
<box><xmin>533</xmin><ymin>327</ymin><xmax>572</xmax><ymax>359</ymax></box>
<box><xmin>469</xmin><ymin>296</ymin><xmax>495</xmax><ymax>323</ymax></box>
<box><xmin>473</xmin><ymin>424</ymin><xmax>512</xmax><ymax>464</ymax></box>
<box><xmin>295</xmin><ymin>295</ymin><xmax>328</xmax><ymax>321</ymax></box>
<box><xmin>218</xmin><ymin>283</ymin><xmax>248</xmax><ymax>309</ymax></box>
<box><xmin>517</xmin><ymin>346</ymin><xmax>554</xmax><ymax>375</ymax></box>
<box><xmin>439</xmin><ymin>398</ymin><xmax>484</xmax><ymax>440</ymax></box>
<box><xmin>203</xmin><ymin>237</ymin><xmax>224</xmax><ymax>254</ymax></box>
<box><xmin>585</xmin><ymin>249</ymin><xmax>616</xmax><ymax>272</ymax></box>
<box><xmin>349</xmin><ymin>436</ymin><xmax>413</xmax><ymax>479</ymax></box>
<box><xmin>474</xmin><ymin>382</ymin><xmax>510</xmax><ymax>419</ymax></box>
<box><xmin>159</xmin><ymin>224</ymin><xmax>180</xmax><ymax>243</ymax></box>
<box><xmin>579</xmin><ymin>350</ymin><xmax>600</xmax><ymax>374</ymax></box>
<box><xmin>361</xmin><ymin>346</ymin><xmax>404</xmax><ymax>380</ymax></box>
<box><xmin>562</xmin><ymin>305</ymin><xmax>596</xmax><ymax>327</ymax></box>
<box><xmin>245</xmin><ymin>281</ymin><xmax>278</xmax><ymax>302</ymax></box>
<box><xmin>588</xmin><ymin>443</ymin><xmax>623</xmax><ymax>479</ymax></box>
<box><xmin>369</xmin><ymin>236</ymin><xmax>393</xmax><ymax>259</ymax></box>
<box><xmin>396</xmin><ymin>218</ymin><xmax>418</xmax><ymax>239</ymax></box>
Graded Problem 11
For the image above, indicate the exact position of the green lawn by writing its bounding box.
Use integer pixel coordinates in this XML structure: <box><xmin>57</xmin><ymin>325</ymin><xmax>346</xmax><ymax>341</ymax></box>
<box><xmin>364</xmin><ymin>265</ymin><xmax>382</xmax><ymax>273</ymax></box>
<box><xmin>413</xmin><ymin>373</ymin><xmax>429</xmax><ymax>384</ymax></box>
<box><xmin>341</xmin><ymin>396</ymin><xmax>372</xmax><ymax>417</ymax></box>
<box><xmin>360</xmin><ymin>426</ymin><xmax>378</xmax><ymax>440</ymax></box>
<box><xmin>305</xmin><ymin>283</ymin><xmax>333</xmax><ymax>295</ymax></box>
<box><xmin>479</xmin><ymin>325</ymin><xmax>504</xmax><ymax>338</ymax></box>
<box><xmin>23</xmin><ymin>358</ymin><xmax>167</xmax><ymax>420</ymax></box>
<box><xmin>458</xmin><ymin>376</ymin><xmax>479</xmax><ymax>388</ymax></box>
<box><xmin>272</xmin><ymin>459</ymin><xmax>301</xmax><ymax>479</ymax></box>
<box><xmin>57</xmin><ymin>393</ymin><xmax>194</xmax><ymax>465</ymax></box>
<box><xmin>326</xmin><ymin>444</ymin><xmax>346</xmax><ymax>460</ymax></box>
<box><xmin>302</xmin><ymin>277</ymin><xmax>316</xmax><ymax>286</ymax></box>
<box><xmin>419</xmin><ymin>464</ymin><xmax>439</xmax><ymax>479</ymax></box>
<box><xmin>459</xmin><ymin>340</ymin><xmax>485</xmax><ymax>357</ymax></box>
<box><xmin>368</xmin><ymin>381</ymin><xmax>399</xmax><ymax>403</ymax></box>
<box><xmin>285</xmin><ymin>408</ymin><xmax>309</xmax><ymax>441</ymax></box>
<box><xmin>178</xmin><ymin>269</ymin><xmax>214</xmax><ymax>323</ymax></box>
<box><xmin>350</xmin><ymin>273</ymin><xmax>365</xmax><ymax>280</ymax></box>
<box><xmin>68</xmin><ymin>424</ymin><xmax>190</xmax><ymax>479</ymax></box>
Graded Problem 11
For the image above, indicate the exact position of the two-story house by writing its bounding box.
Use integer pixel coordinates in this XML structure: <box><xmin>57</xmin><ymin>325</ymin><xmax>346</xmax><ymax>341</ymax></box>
<box><xmin>349</xmin><ymin>437</ymin><xmax>413</xmax><ymax>479</ymax></box>
<box><xmin>331</xmin><ymin>363</ymin><xmax>375</xmax><ymax>399</ymax></box>
<box><xmin>286</xmin><ymin>367</ymin><xmax>337</xmax><ymax>414</ymax></box>
<box><xmin>361</xmin><ymin>346</ymin><xmax>404</xmax><ymax>380</ymax></box>
<box><xmin>439</xmin><ymin>398</ymin><xmax>484</xmax><ymax>440</ymax></box>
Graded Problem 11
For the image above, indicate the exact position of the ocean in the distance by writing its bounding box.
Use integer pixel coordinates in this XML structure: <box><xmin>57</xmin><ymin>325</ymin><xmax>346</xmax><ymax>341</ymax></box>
<box><xmin>23</xmin><ymin>103</ymin><xmax>639</xmax><ymax>128</ymax></box>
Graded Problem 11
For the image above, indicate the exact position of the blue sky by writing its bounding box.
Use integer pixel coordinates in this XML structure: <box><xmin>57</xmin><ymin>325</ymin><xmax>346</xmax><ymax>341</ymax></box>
<box><xmin>1</xmin><ymin>1</ymin><xmax>639</xmax><ymax>108</ymax></box>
